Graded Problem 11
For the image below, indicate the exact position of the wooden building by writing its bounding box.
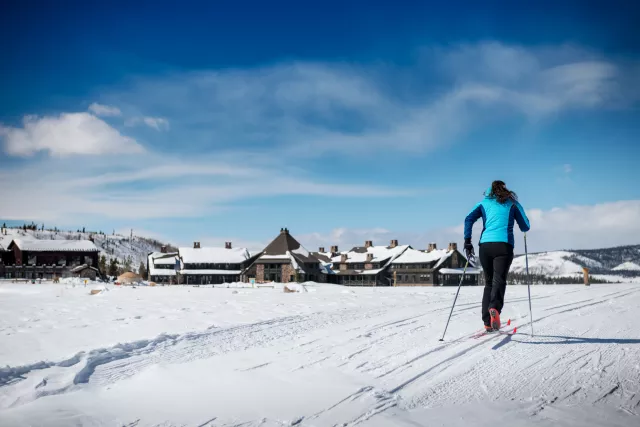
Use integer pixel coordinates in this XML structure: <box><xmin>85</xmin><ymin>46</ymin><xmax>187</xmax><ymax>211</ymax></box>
<box><xmin>243</xmin><ymin>228</ymin><xmax>323</xmax><ymax>283</ymax></box>
<box><xmin>178</xmin><ymin>241</ymin><xmax>258</xmax><ymax>285</ymax></box>
<box><xmin>390</xmin><ymin>243</ymin><xmax>480</xmax><ymax>286</ymax></box>
<box><xmin>147</xmin><ymin>246</ymin><xmax>179</xmax><ymax>284</ymax></box>
<box><xmin>4</xmin><ymin>239</ymin><xmax>100</xmax><ymax>280</ymax></box>
<box><xmin>327</xmin><ymin>240</ymin><xmax>409</xmax><ymax>286</ymax></box>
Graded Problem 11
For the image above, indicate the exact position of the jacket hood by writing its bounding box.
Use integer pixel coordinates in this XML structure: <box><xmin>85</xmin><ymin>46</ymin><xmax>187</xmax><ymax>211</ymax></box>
<box><xmin>484</xmin><ymin>185</ymin><xmax>493</xmax><ymax>198</ymax></box>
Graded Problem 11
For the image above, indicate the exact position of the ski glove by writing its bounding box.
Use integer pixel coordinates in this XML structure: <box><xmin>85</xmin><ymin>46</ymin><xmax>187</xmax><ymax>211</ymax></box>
<box><xmin>464</xmin><ymin>238</ymin><xmax>475</xmax><ymax>259</ymax></box>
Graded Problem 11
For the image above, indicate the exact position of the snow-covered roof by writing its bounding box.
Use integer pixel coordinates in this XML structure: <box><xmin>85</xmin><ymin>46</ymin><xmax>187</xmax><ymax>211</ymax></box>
<box><xmin>148</xmin><ymin>269</ymin><xmax>176</xmax><ymax>277</ymax></box>
<box><xmin>179</xmin><ymin>269</ymin><xmax>242</xmax><ymax>275</ymax></box>
<box><xmin>332</xmin><ymin>245</ymin><xmax>410</xmax><ymax>264</ymax></box>
<box><xmin>392</xmin><ymin>248</ymin><xmax>451</xmax><ymax>264</ymax></box>
<box><xmin>154</xmin><ymin>256</ymin><xmax>178</xmax><ymax>265</ymax></box>
<box><xmin>259</xmin><ymin>254</ymin><xmax>291</xmax><ymax>260</ymax></box>
<box><xmin>70</xmin><ymin>264</ymin><xmax>100</xmax><ymax>273</ymax></box>
<box><xmin>439</xmin><ymin>268</ymin><xmax>483</xmax><ymax>275</ymax></box>
<box><xmin>10</xmin><ymin>239</ymin><xmax>99</xmax><ymax>252</ymax></box>
<box><xmin>179</xmin><ymin>247</ymin><xmax>251</xmax><ymax>264</ymax></box>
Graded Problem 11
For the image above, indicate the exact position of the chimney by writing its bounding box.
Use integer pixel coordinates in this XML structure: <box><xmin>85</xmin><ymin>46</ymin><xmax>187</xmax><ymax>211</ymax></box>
<box><xmin>161</xmin><ymin>245</ymin><xmax>167</xmax><ymax>253</ymax></box>
<box><xmin>225</xmin><ymin>242</ymin><xmax>232</xmax><ymax>249</ymax></box>
<box><xmin>365</xmin><ymin>240</ymin><xmax>373</xmax><ymax>248</ymax></box>
<box><xmin>390</xmin><ymin>239</ymin><xmax>398</xmax><ymax>248</ymax></box>
<box><xmin>330</xmin><ymin>245</ymin><xmax>339</xmax><ymax>254</ymax></box>
<box><xmin>427</xmin><ymin>243</ymin><xmax>437</xmax><ymax>252</ymax></box>
<box><xmin>280</xmin><ymin>228</ymin><xmax>284</xmax><ymax>234</ymax></box>
<box><xmin>194</xmin><ymin>242</ymin><xmax>201</xmax><ymax>249</ymax></box>
<box><xmin>448</xmin><ymin>242</ymin><xmax>458</xmax><ymax>251</ymax></box>
<box><xmin>366</xmin><ymin>253</ymin><xmax>374</xmax><ymax>262</ymax></box>
<box><xmin>281</xmin><ymin>228</ymin><xmax>289</xmax><ymax>235</ymax></box>
<box><xmin>319</xmin><ymin>247</ymin><xmax>325</xmax><ymax>253</ymax></box>
<box><xmin>340</xmin><ymin>254</ymin><xmax>348</xmax><ymax>263</ymax></box>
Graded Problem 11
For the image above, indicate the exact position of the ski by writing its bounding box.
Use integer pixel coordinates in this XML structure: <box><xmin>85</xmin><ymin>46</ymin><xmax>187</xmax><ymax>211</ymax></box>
<box><xmin>471</xmin><ymin>319</ymin><xmax>516</xmax><ymax>339</ymax></box>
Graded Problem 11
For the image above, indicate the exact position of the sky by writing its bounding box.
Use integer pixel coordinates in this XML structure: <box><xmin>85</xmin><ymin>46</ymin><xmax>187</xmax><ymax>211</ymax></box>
<box><xmin>0</xmin><ymin>0</ymin><xmax>639</xmax><ymax>254</ymax></box>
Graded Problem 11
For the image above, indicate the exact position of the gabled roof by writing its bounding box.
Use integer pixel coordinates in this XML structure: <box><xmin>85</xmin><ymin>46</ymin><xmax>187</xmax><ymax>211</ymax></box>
<box><xmin>9</xmin><ymin>239</ymin><xmax>99</xmax><ymax>252</ymax></box>
<box><xmin>259</xmin><ymin>230</ymin><xmax>318</xmax><ymax>264</ymax></box>
<box><xmin>179</xmin><ymin>247</ymin><xmax>251</xmax><ymax>264</ymax></box>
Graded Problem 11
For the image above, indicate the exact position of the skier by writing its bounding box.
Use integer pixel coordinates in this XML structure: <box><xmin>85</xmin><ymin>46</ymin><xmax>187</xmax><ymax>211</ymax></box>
<box><xmin>464</xmin><ymin>180</ymin><xmax>530</xmax><ymax>332</ymax></box>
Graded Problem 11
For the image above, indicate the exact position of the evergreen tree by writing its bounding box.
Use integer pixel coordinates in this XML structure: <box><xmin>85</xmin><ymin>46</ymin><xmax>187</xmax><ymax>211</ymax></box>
<box><xmin>108</xmin><ymin>258</ymin><xmax>119</xmax><ymax>276</ymax></box>
<box><xmin>99</xmin><ymin>255</ymin><xmax>107</xmax><ymax>273</ymax></box>
<box><xmin>123</xmin><ymin>256</ymin><xmax>132</xmax><ymax>273</ymax></box>
<box><xmin>138</xmin><ymin>261</ymin><xmax>147</xmax><ymax>279</ymax></box>
<box><xmin>82</xmin><ymin>227</ymin><xmax>85</xmax><ymax>233</ymax></box>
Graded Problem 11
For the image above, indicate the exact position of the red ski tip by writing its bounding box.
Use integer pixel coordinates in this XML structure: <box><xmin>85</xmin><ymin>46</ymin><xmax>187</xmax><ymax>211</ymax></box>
<box><xmin>507</xmin><ymin>319</ymin><xmax>511</xmax><ymax>326</ymax></box>
<box><xmin>513</xmin><ymin>327</ymin><xmax>517</xmax><ymax>334</ymax></box>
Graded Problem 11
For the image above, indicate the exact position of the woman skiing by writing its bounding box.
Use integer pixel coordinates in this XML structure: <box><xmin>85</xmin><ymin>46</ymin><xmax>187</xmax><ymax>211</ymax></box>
<box><xmin>464</xmin><ymin>180</ymin><xmax>530</xmax><ymax>332</ymax></box>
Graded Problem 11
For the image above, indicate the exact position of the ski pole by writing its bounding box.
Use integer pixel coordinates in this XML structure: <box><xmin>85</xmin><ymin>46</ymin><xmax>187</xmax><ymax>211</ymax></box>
<box><xmin>439</xmin><ymin>257</ymin><xmax>471</xmax><ymax>341</ymax></box>
<box><xmin>524</xmin><ymin>233</ymin><xmax>534</xmax><ymax>337</ymax></box>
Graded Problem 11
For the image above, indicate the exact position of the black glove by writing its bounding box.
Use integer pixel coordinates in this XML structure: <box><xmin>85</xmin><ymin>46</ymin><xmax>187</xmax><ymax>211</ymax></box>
<box><xmin>464</xmin><ymin>238</ymin><xmax>475</xmax><ymax>260</ymax></box>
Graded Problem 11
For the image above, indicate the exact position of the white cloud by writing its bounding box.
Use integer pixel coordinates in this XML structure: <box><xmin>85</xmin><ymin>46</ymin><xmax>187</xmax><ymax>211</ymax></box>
<box><xmin>125</xmin><ymin>116</ymin><xmax>170</xmax><ymax>131</ymax></box>
<box><xmin>0</xmin><ymin>113</ymin><xmax>144</xmax><ymax>157</ymax></box>
<box><xmin>88</xmin><ymin>103</ymin><xmax>122</xmax><ymax>117</ymax></box>
<box><xmin>0</xmin><ymin>152</ymin><xmax>416</xmax><ymax>223</ymax></box>
<box><xmin>100</xmin><ymin>42</ymin><xmax>638</xmax><ymax>156</ymax></box>
<box><xmin>563</xmin><ymin>164</ymin><xmax>572</xmax><ymax>174</ymax></box>
<box><xmin>295</xmin><ymin>200</ymin><xmax>640</xmax><ymax>254</ymax></box>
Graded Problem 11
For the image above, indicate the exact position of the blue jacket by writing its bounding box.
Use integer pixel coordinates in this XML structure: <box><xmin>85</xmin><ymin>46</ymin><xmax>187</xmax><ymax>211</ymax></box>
<box><xmin>464</xmin><ymin>187</ymin><xmax>530</xmax><ymax>247</ymax></box>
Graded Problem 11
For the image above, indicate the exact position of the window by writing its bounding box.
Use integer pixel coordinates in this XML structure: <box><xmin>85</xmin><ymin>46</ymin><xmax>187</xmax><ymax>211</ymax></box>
<box><xmin>290</xmin><ymin>275</ymin><xmax>295</xmax><ymax>282</ymax></box>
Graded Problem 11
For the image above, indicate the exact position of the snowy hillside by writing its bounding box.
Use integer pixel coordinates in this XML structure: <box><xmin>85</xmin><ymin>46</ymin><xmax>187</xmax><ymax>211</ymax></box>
<box><xmin>511</xmin><ymin>245</ymin><xmax>640</xmax><ymax>280</ymax></box>
<box><xmin>573</xmin><ymin>245</ymin><xmax>640</xmax><ymax>271</ymax></box>
<box><xmin>0</xmin><ymin>282</ymin><xmax>639</xmax><ymax>426</ymax></box>
<box><xmin>0</xmin><ymin>227</ymin><xmax>175</xmax><ymax>274</ymax></box>
<box><xmin>613</xmin><ymin>261</ymin><xmax>640</xmax><ymax>271</ymax></box>
<box><xmin>511</xmin><ymin>251</ymin><xmax>585</xmax><ymax>276</ymax></box>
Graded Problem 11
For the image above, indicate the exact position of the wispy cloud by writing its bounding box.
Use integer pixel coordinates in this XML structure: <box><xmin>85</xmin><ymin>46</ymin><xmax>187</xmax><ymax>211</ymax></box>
<box><xmin>125</xmin><ymin>116</ymin><xmax>170</xmax><ymax>131</ymax></box>
<box><xmin>563</xmin><ymin>164</ymin><xmax>573</xmax><ymax>174</ymax></box>
<box><xmin>88</xmin><ymin>103</ymin><xmax>122</xmax><ymax>117</ymax></box>
<box><xmin>0</xmin><ymin>151</ymin><xmax>417</xmax><ymax>223</ymax></box>
<box><xmin>0</xmin><ymin>113</ymin><xmax>144</xmax><ymax>157</ymax></box>
<box><xmin>101</xmin><ymin>42</ymin><xmax>638</xmax><ymax>156</ymax></box>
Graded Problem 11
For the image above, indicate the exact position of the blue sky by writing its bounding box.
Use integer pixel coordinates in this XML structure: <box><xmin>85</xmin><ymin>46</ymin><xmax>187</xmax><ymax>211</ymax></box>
<box><xmin>1</xmin><ymin>0</ymin><xmax>639</xmax><ymax>252</ymax></box>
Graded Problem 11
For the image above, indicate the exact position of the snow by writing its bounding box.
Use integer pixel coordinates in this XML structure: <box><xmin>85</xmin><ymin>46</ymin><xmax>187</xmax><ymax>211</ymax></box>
<box><xmin>152</xmin><ymin>256</ymin><xmax>177</xmax><ymax>265</ymax></box>
<box><xmin>392</xmin><ymin>248</ymin><xmax>451</xmax><ymax>264</ymax></box>
<box><xmin>1</xmin><ymin>281</ymin><xmax>639</xmax><ymax>426</ymax></box>
<box><xmin>286</xmin><ymin>251</ymin><xmax>304</xmax><ymax>273</ymax></box>
<box><xmin>612</xmin><ymin>261</ymin><xmax>640</xmax><ymax>271</ymax></box>
<box><xmin>334</xmin><ymin>244</ymin><xmax>410</xmax><ymax>264</ymax></box>
<box><xmin>147</xmin><ymin>269</ymin><xmax>176</xmax><ymax>277</ymax></box>
<box><xmin>179</xmin><ymin>269</ymin><xmax>242</xmax><ymax>275</ymax></box>
<box><xmin>439</xmin><ymin>267</ymin><xmax>483</xmax><ymax>275</ymax></box>
<box><xmin>259</xmin><ymin>254</ymin><xmax>291</xmax><ymax>260</ymax></box>
<box><xmin>10</xmin><ymin>238</ymin><xmax>98</xmax><ymax>252</ymax></box>
<box><xmin>179</xmin><ymin>246</ymin><xmax>251</xmax><ymax>264</ymax></box>
<box><xmin>511</xmin><ymin>251</ymin><xmax>585</xmax><ymax>276</ymax></box>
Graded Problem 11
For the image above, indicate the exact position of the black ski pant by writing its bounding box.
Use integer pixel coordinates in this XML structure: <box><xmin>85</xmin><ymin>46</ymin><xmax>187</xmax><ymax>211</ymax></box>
<box><xmin>479</xmin><ymin>242</ymin><xmax>514</xmax><ymax>326</ymax></box>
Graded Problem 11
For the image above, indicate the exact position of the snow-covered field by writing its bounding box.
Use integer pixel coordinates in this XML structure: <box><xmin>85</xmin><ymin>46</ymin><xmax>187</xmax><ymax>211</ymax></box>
<box><xmin>1</xmin><ymin>282</ymin><xmax>639</xmax><ymax>426</ymax></box>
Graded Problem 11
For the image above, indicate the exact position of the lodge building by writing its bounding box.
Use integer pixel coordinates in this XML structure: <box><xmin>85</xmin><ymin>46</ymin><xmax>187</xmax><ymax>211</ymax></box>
<box><xmin>0</xmin><ymin>238</ymin><xmax>100</xmax><ymax>280</ymax></box>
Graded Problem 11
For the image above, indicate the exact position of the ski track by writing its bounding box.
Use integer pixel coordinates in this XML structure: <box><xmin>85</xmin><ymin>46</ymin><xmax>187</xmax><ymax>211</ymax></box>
<box><xmin>1</xmin><ymin>284</ymin><xmax>639</xmax><ymax>426</ymax></box>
